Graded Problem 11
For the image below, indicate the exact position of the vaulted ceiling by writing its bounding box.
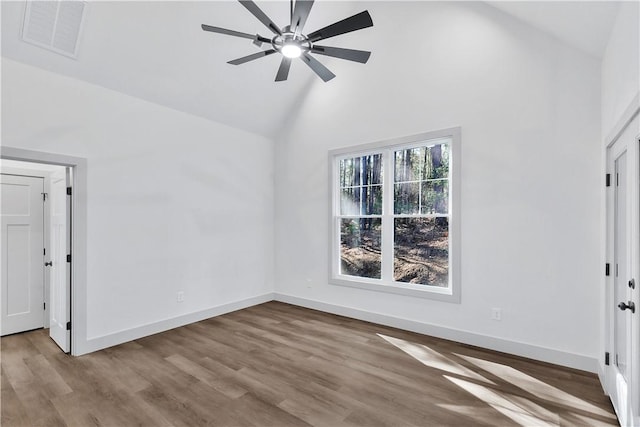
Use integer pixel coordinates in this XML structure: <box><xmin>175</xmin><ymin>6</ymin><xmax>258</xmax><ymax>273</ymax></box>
<box><xmin>1</xmin><ymin>1</ymin><xmax>621</xmax><ymax>138</ymax></box>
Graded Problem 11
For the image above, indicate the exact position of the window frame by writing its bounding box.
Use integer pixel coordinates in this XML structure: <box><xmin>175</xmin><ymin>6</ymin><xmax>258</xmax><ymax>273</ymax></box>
<box><xmin>328</xmin><ymin>127</ymin><xmax>461</xmax><ymax>303</ymax></box>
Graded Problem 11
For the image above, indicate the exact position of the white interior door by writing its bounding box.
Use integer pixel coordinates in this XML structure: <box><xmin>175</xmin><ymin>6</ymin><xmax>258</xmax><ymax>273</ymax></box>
<box><xmin>1</xmin><ymin>174</ymin><xmax>45</xmax><ymax>336</ymax></box>
<box><xmin>48</xmin><ymin>168</ymin><xmax>70</xmax><ymax>352</ymax></box>
<box><xmin>606</xmin><ymin>121</ymin><xmax>640</xmax><ymax>426</ymax></box>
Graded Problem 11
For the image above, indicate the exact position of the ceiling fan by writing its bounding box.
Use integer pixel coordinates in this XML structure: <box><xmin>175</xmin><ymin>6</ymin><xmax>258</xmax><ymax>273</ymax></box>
<box><xmin>201</xmin><ymin>0</ymin><xmax>373</xmax><ymax>82</ymax></box>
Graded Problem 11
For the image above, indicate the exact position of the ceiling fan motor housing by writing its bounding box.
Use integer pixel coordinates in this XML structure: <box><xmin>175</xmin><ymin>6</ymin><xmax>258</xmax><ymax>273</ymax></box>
<box><xmin>273</xmin><ymin>31</ymin><xmax>310</xmax><ymax>56</ymax></box>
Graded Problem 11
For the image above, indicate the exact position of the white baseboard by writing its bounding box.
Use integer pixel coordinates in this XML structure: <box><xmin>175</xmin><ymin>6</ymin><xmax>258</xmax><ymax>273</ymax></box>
<box><xmin>597</xmin><ymin>362</ymin><xmax>608</xmax><ymax>396</ymax></box>
<box><xmin>75</xmin><ymin>291</ymin><xmax>598</xmax><ymax>374</ymax></box>
<box><xmin>274</xmin><ymin>293</ymin><xmax>598</xmax><ymax>373</ymax></box>
<box><xmin>77</xmin><ymin>292</ymin><xmax>275</xmax><ymax>355</ymax></box>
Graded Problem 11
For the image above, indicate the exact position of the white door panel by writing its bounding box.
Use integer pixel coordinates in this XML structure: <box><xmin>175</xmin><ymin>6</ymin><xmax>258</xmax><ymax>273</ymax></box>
<box><xmin>1</xmin><ymin>174</ymin><xmax>45</xmax><ymax>335</ymax></box>
<box><xmin>606</xmin><ymin>119</ymin><xmax>640</xmax><ymax>426</ymax></box>
<box><xmin>49</xmin><ymin>168</ymin><xmax>70</xmax><ymax>352</ymax></box>
<box><xmin>615</xmin><ymin>152</ymin><xmax>630</xmax><ymax>379</ymax></box>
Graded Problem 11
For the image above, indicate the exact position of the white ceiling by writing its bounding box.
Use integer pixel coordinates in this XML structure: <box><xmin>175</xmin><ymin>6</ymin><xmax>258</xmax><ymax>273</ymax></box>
<box><xmin>487</xmin><ymin>1</ymin><xmax>620</xmax><ymax>59</ymax></box>
<box><xmin>1</xmin><ymin>1</ymin><xmax>622</xmax><ymax>138</ymax></box>
<box><xmin>1</xmin><ymin>1</ymin><xmax>363</xmax><ymax>137</ymax></box>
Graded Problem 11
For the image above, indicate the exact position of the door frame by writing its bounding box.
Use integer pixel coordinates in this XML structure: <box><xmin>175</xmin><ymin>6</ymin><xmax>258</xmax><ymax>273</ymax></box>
<box><xmin>603</xmin><ymin>93</ymin><xmax>640</xmax><ymax>426</ymax></box>
<box><xmin>0</xmin><ymin>147</ymin><xmax>87</xmax><ymax>356</ymax></box>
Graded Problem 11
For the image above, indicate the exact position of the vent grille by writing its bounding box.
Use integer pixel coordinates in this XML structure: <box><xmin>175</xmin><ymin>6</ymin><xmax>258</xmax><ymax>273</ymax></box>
<box><xmin>22</xmin><ymin>1</ymin><xmax>85</xmax><ymax>58</ymax></box>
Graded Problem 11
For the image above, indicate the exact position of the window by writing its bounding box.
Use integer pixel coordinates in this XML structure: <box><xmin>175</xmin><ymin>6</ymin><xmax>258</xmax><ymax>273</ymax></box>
<box><xmin>330</xmin><ymin>128</ymin><xmax>460</xmax><ymax>302</ymax></box>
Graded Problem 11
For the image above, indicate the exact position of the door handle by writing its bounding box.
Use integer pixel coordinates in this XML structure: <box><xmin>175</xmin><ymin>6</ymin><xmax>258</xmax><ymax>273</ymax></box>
<box><xmin>618</xmin><ymin>301</ymin><xmax>636</xmax><ymax>313</ymax></box>
<box><xmin>44</xmin><ymin>261</ymin><xmax>53</xmax><ymax>267</ymax></box>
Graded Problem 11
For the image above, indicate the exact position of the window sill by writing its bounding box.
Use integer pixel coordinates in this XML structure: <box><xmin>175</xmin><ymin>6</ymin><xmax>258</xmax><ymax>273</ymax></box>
<box><xmin>329</xmin><ymin>276</ymin><xmax>461</xmax><ymax>303</ymax></box>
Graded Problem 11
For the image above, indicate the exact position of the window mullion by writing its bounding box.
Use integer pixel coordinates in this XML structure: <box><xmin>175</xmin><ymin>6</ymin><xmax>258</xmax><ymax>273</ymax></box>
<box><xmin>381</xmin><ymin>148</ymin><xmax>394</xmax><ymax>283</ymax></box>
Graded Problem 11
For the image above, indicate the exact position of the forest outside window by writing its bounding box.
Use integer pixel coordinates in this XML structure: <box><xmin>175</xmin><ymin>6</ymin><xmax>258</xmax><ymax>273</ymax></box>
<box><xmin>330</xmin><ymin>128</ymin><xmax>461</xmax><ymax>302</ymax></box>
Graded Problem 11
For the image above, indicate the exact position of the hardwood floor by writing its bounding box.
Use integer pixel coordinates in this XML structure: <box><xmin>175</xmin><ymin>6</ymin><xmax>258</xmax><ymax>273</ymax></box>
<box><xmin>1</xmin><ymin>302</ymin><xmax>617</xmax><ymax>426</ymax></box>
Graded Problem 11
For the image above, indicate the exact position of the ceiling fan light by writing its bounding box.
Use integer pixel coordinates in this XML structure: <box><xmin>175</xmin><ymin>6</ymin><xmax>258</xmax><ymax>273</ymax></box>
<box><xmin>282</xmin><ymin>43</ymin><xmax>302</xmax><ymax>58</ymax></box>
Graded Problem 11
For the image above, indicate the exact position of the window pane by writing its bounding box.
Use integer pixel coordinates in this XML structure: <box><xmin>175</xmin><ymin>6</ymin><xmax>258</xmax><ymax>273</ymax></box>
<box><xmin>363</xmin><ymin>154</ymin><xmax>383</xmax><ymax>185</ymax></box>
<box><xmin>362</xmin><ymin>185</ymin><xmax>382</xmax><ymax>215</ymax></box>
<box><xmin>339</xmin><ymin>158</ymin><xmax>349</xmax><ymax>187</ymax></box>
<box><xmin>395</xmin><ymin>147</ymin><xmax>423</xmax><ymax>182</ymax></box>
<box><xmin>340</xmin><ymin>157</ymin><xmax>360</xmax><ymax>187</ymax></box>
<box><xmin>394</xmin><ymin>182</ymin><xmax>419</xmax><ymax>214</ymax></box>
<box><xmin>423</xmin><ymin>144</ymin><xmax>449</xmax><ymax>180</ymax></box>
<box><xmin>340</xmin><ymin>218</ymin><xmax>381</xmax><ymax>279</ymax></box>
<box><xmin>394</xmin><ymin>217</ymin><xmax>448</xmax><ymax>286</ymax></box>
<box><xmin>421</xmin><ymin>180</ymin><xmax>448</xmax><ymax>214</ymax></box>
<box><xmin>340</xmin><ymin>188</ymin><xmax>361</xmax><ymax>215</ymax></box>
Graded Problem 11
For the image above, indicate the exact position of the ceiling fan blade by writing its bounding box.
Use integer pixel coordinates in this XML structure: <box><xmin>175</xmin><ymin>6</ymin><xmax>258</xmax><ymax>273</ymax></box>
<box><xmin>291</xmin><ymin>0</ymin><xmax>314</xmax><ymax>34</ymax></box>
<box><xmin>311</xmin><ymin>45</ymin><xmax>371</xmax><ymax>63</ymax></box>
<box><xmin>228</xmin><ymin>49</ymin><xmax>277</xmax><ymax>65</ymax></box>
<box><xmin>300</xmin><ymin>53</ymin><xmax>335</xmax><ymax>82</ymax></box>
<box><xmin>201</xmin><ymin>24</ymin><xmax>255</xmax><ymax>40</ymax></box>
<box><xmin>307</xmin><ymin>11</ymin><xmax>373</xmax><ymax>43</ymax></box>
<box><xmin>201</xmin><ymin>24</ymin><xmax>271</xmax><ymax>44</ymax></box>
<box><xmin>238</xmin><ymin>0</ymin><xmax>282</xmax><ymax>35</ymax></box>
<box><xmin>275</xmin><ymin>57</ymin><xmax>292</xmax><ymax>81</ymax></box>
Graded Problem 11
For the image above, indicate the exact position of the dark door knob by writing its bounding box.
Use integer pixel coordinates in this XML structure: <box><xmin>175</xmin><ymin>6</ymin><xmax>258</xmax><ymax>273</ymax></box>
<box><xmin>44</xmin><ymin>261</ymin><xmax>53</xmax><ymax>267</ymax></box>
<box><xmin>618</xmin><ymin>301</ymin><xmax>636</xmax><ymax>313</ymax></box>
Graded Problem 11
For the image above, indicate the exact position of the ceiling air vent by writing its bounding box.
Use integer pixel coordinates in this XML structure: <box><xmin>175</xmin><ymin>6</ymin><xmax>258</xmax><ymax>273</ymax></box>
<box><xmin>22</xmin><ymin>1</ymin><xmax>86</xmax><ymax>58</ymax></box>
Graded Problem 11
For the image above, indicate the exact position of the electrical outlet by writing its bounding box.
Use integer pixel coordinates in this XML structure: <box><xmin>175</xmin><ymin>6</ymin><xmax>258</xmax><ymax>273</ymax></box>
<box><xmin>177</xmin><ymin>291</ymin><xmax>184</xmax><ymax>303</ymax></box>
<box><xmin>491</xmin><ymin>308</ymin><xmax>502</xmax><ymax>321</ymax></box>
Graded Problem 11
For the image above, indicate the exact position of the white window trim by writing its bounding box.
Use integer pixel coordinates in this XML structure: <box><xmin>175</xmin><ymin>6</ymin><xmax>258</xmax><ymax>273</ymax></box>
<box><xmin>328</xmin><ymin>127</ymin><xmax>461</xmax><ymax>303</ymax></box>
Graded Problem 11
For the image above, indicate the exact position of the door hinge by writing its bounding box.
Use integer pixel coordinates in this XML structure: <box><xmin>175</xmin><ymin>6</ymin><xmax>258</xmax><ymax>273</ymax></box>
<box><xmin>44</xmin><ymin>302</ymin><xmax>46</xmax><ymax>310</ymax></box>
<box><xmin>66</xmin><ymin>254</ymin><xmax>71</xmax><ymax>263</ymax></box>
<box><xmin>42</xmin><ymin>192</ymin><xmax>48</xmax><ymax>201</ymax></box>
<box><xmin>605</xmin><ymin>263</ymin><xmax>610</xmax><ymax>276</ymax></box>
<box><xmin>44</xmin><ymin>248</ymin><xmax>46</xmax><ymax>256</ymax></box>
<box><xmin>605</xmin><ymin>352</ymin><xmax>610</xmax><ymax>366</ymax></box>
<box><xmin>66</xmin><ymin>187</ymin><xmax>72</xmax><ymax>196</ymax></box>
<box><xmin>66</xmin><ymin>322</ymin><xmax>71</xmax><ymax>331</ymax></box>
<box><xmin>606</xmin><ymin>173</ymin><xmax>611</xmax><ymax>187</ymax></box>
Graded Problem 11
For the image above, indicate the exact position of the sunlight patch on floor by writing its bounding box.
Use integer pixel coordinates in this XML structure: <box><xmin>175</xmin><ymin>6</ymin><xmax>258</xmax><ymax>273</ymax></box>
<box><xmin>377</xmin><ymin>334</ymin><xmax>494</xmax><ymax>384</ymax></box>
<box><xmin>456</xmin><ymin>353</ymin><xmax>616</xmax><ymax>419</ymax></box>
<box><xmin>444</xmin><ymin>375</ymin><xmax>560</xmax><ymax>427</ymax></box>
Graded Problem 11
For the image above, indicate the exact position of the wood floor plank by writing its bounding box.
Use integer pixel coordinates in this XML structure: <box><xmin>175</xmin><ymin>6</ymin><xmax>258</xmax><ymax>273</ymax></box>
<box><xmin>137</xmin><ymin>384</ymin><xmax>212</xmax><ymax>427</ymax></box>
<box><xmin>230</xmin><ymin>392</ymin><xmax>312</xmax><ymax>427</ymax></box>
<box><xmin>1</xmin><ymin>301</ymin><xmax>617</xmax><ymax>426</ymax></box>
<box><xmin>23</xmin><ymin>354</ymin><xmax>73</xmax><ymax>398</ymax></box>
<box><xmin>164</xmin><ymin>353</ymin><xmax>248</xmax><ymax>399</ymax></box>
<box><xmin>0</xmin><ymin>368</ymin><xmax>30</xmax><ymax>426</ymax></box>
<box><xmin>49</xmin><ymin>392</ymin><xmax>104</xmax><ymax>427</ymax></box>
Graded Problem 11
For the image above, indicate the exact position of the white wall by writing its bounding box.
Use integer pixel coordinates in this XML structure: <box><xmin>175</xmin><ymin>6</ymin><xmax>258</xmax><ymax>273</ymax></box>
<box><xmin>601</xmin><ymin>1</ymin><xmax>640</xmax><ymax>140</ymax></box>
<box><xmin>1</xmin><ymin>59</ymin><xmax>275</xmax><ymax>352</ymax></box>
<box><xmin>274</xmin><ymin>1</ymin><xmax>602</xmax><ymax>370</ymax></box>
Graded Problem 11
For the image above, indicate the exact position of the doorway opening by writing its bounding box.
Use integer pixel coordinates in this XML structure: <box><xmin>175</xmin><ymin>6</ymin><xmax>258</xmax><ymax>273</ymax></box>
<box><xmin>1</xmin><ymin>147</ymin><xmax>87</xmax><ymax>356</ymax></box>
<box><xmin>1</xmin><ymin>159</ymin><xmax>71</xmax><ymax>353</ymax></box>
